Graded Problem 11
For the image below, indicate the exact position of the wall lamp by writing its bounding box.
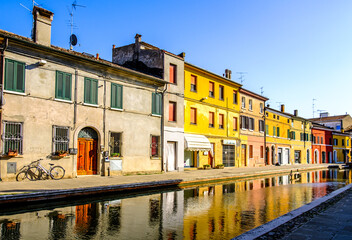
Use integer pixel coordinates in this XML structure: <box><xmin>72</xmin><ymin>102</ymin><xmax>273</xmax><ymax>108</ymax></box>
<box><xmin>200</xmin><ymin>97</ymin><xmax>208</xmax><ymax>102</ymax></box>
<box><xmin>38</xmin><ymin>59</ymin><xmax>47</xmax><ymax>66</ymax></box>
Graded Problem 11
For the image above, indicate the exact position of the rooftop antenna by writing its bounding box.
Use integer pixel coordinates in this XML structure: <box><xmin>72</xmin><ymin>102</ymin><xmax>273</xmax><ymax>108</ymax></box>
<box><xmin>312</xmin><ymin>98</ymin><xmax>317</xmax><ymax>118</ymax></box>
<box><xmin>68</xmin><ymin>0</ymin><xmax>85</xmax><ymax>50</ymax></box>
<box><xmin>236</xmin><ymin>72</ymin><xmax>247</xmax><ymax>84</ymax></box>
<box><xmin>20</xmin><ymin>0</ymin><xmax>41</xmax><ymax>39</ymax></box>
<box><xmin>260</xmin><ymin>87</ymin><xmax>264</xmax><ymax>95</ymax></box>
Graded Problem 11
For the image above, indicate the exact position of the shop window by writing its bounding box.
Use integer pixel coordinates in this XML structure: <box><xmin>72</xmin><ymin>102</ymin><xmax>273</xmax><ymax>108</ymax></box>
<box><xmin>110</xmin><ymin>132</ymin><xmax>122</xmax><ymax>157</ymax></box>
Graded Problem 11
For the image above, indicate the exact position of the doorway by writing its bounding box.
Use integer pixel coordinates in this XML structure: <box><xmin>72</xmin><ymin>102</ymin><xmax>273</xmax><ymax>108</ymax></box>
<box><xmin>77</xmin><ymin>127</ymin><xmax>98</xmax><ymax>175</ymax></box>
<box><xmin>167</xmin><ymin>142</ymin><xmax>176</xmax><ymax>171</ymax></box>
<box><xmin>240</xmin><ymin>144</ymin><xmax>247</xmax><ymax>167</ymax></box>
<box><xmin>277</xmin><ymin>148</ymin><xmax>282</xmax><ymax>165</ymax></box>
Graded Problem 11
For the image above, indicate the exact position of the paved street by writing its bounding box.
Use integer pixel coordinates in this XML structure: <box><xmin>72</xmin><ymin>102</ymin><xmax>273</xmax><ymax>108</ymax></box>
<box><xmin>282</xmin><ymin>188</ymin><xmax>352</xmax><ymax>240</ymax></box>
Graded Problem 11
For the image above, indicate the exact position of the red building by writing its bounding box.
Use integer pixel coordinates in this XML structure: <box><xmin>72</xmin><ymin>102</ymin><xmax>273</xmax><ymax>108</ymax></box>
<box><xmin>311</xmin><ymin>123</ymin><xmax>334</xmax><ymax>163</ymax></box>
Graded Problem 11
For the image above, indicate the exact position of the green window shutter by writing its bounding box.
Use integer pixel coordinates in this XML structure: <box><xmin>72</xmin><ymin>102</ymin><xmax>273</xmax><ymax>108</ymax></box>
<box><xmin>111</xmin><ymin>83</ymin><xmax>123</xmax><ymax>109</ymax></box>
<box><xmin>55</xmin><ymin>71</ymin><xmax>71</xmax><ymax>100</ymax></box>
<box><xmin>64</xmin><ymin>73</ymin><xmax>72</xmax><ymax>100</ymax></box>
<box><xmin>56</xmin><ymin>71</ymin><xmax>63</xmax><ymax>99</ymax></box>
<box><xmin>277</xmin><ymin>127</ymin><xmax>280</xmax><ymax>137</ymax></box>
<box><xmin>5</xmin><ymin>59</ymin><xmax>25</xmax><ymax>93</ymax></box>
<box><xmin>287</xmin><ymin>130</ymin><xmax>290</xmax><ymax>139</ymax></box>
<box><xmin>266</xmin><ymin>125</ymin><xmax>269</xmax><ymax>135</ymax></box>
<box><xmin>152</xmin><ymin>92</ymin><xmax>162</xmax><ymax>115</ymax></box>
<box><xmin>273</xmin><ymin>126</ymin><xmax>276</xmax><ymax>136</ymax></box>
<box><xmin>84</xmin><ymin>78</ymin><xmax>98</xmax><ymax>104</ymax></box>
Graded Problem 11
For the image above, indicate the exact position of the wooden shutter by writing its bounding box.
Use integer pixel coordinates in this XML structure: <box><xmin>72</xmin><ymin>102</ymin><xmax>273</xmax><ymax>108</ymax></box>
<box><xmin>169</xmin><ymin>64</ymin><xmax>176</xmax><ymax>83</ymax></box>
<box><xmin>233</xmin><ymin>117</ymin><xmax>237</xmax><ymax>130</ymax></box>
<box><xmin>92</xmin><ymin>79</ymin><xmax>98</xmax><ymax>104</ymax></box>
<box><xmin>209</xmin><ymin>82</ymin><xmax>214</xmax><ymax>97</ymax></box>
<box><xmin>169</xmin><ymin>102</ymin><xmax>176</xmax><ymax>121</ymax></box>
<box><xmin>56</xmin><ymin>71</ymin><xmax>63</xmax><ymax>99</ymax></box>
<box><xmin>219</xmin><ymin>114</ymin><xmax>224</xmax><ymax>128</ymax></box>
<box><xmin>111</xmin><ymin>83</ymin><xmax>123</xmax><ymax>109</ymax></box>
<box><xmin>209</xmin><ymin>112</ymin><xmax>214</xmax><ymax>126</ymax></box>
<box><xmin>190</xmin><ymin>108</ymin><xmax>196</xmax><ymax>124</ymax></box>
<box><xmin>5</xmin><ymin>59</ymin><xmax>25</xmax><ymax>92</ymax></box>
<box><xmin>84</xmin><ymin>78</ymin><xmax>91</xmax><ymax>103</ymax></box>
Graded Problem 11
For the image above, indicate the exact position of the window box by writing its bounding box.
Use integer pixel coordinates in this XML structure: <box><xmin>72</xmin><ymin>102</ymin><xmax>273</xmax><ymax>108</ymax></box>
<box><xmin>7</xmin><ymin>150</ymin><xmax>18</xmax><ymax>157</ymax></box>
<box><xmin>110</xmin><ymin>152</ymin><xmax>120</xmax><ymax>157</ymax></box>
<box><xmin>52</xmin><ymin>150</ymin><xmax>68</xmax><ymax>159</ymax></box>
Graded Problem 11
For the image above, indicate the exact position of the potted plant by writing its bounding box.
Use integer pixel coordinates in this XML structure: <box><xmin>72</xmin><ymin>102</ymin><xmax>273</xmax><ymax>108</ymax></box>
<box><xmin>111</xmin><ymin>152</ymin><xmax>120</xmax><ymax>157</ymax></box>
<box><xmin>54</xmin><ymin>150</ymin><xmax>68</xmax><ymax>157</ymax></box>
<box><xmin>216</xmin><ymin>164</ymin><xmax>224</xmax><ymax>169</ymax></box>
<box><xmin>7</xmin><ymin>149</ymin><xmax>18</xmax><ymax>157</ymax></box>
<box><xmin>203</xmin><ymin>164</ymin><xmax>211</xmax><ymax>170</ymax></box>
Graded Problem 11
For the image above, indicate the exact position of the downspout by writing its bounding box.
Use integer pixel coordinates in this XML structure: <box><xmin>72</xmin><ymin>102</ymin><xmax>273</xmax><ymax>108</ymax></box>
<box><xmin>72</xmin><ymin>69</ymin><xmax>77</xmax><ymax>177</ymax></box>
<box><xmin>0</xmin><ymin>38</ymin><xmax>8</xmax><ymax>181</ymax></box>
<box><xmin>161</xmin><ymin>84</ymin><xmax>167</xmax><ymax>172</ymax></box>
<box><xmin>102</xmin><ymin>79</ymin><xmax>106</xmax><ymax>176</ymax></box>
<box><xmin>264</xmin><ymin>105</ymin><xmax>267</xmax><ymax>165</ymax></box>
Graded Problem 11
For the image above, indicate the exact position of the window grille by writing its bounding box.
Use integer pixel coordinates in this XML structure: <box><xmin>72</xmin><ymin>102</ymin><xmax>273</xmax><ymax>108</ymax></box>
<box><xmin>110</xmin><ymin>132</ymin><xmax>122</xmax><ymax>156</ymax></box>
<box><xmin>151</xmin><ymin>136</ymin><xmax>160</xmax><ymax>157</ymax></box>
<box><xmin>53</xmin><ymin>126</ymin><xmax>69</xmax><ymax>153</ymax></box>
<box><xmin>3</xmin><ymin>122</ymin><xmax>23</xmax><ymax>154</ymax></box>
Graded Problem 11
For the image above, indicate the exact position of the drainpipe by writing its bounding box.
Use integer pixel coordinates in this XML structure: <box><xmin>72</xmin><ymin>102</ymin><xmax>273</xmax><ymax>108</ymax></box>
<box><xmin>73</xmin><ymin>69</ymin><xmax>78</xmax><ymax>133</ymax></box>
<box><xmin>264</xmin><ymin>105</ymin><xmax>267</xmax><ymax>165</ymax></box>
<box><xmin>102</xmin><ymin>79</ymin><xmax>106</xmax><ymax>176</ymax></box>
<box><xmin>0</xmin><ymin>38</ymin><xmax>8</xmax><ymax>182</ymax></box>
<box><xmin>161</xmin><ymin>84</ymin><xmax>167</xmax><ymax>172</ymax></box>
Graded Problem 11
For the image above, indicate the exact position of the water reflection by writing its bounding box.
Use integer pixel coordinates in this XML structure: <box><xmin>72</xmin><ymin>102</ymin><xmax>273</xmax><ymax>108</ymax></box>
<box><xmin>0</xmin><ymin>169</ymin><xmax>351</xmax><ymax>240</ymax></box>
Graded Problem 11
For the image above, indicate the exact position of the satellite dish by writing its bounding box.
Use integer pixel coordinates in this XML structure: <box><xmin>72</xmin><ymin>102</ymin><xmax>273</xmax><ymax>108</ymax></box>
<box><xmin>70</xmin><ymin>34</ymin><xmax>77</xmax><ymax>46</ymax></box>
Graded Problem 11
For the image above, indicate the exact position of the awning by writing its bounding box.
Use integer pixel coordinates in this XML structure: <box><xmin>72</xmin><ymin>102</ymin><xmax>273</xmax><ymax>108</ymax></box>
<box><xmin>184</xmin><ymin>134</ymin><xmax>211</xmax><ymax>151</ymax></box>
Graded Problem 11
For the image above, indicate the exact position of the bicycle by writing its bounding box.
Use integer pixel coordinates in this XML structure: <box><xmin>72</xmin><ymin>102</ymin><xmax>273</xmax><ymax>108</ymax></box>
<box><xmin>26</xmin><ymin>159</ymin><xmax>65</xmax><ymax>181</ymax></box>
<box><xmin>15</xmin><ymin>161</ymin><xmax>37</xmax><ymax>181</ymax></box>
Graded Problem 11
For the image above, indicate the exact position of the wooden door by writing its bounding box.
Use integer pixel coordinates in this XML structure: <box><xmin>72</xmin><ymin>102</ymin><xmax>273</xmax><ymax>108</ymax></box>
<box><xmin>77</xmin><ymin>138</ymin><xmax>98</xmax><ymax>175</ymax></box>
<box><xmin>241</xmin><ymin>144</ymin><xmax>247</xmax><ymax>167</ymax></box>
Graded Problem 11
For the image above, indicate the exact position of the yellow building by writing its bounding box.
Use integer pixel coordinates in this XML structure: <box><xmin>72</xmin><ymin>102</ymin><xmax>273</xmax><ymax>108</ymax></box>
<box><xmin>265</xmin><ymin>106</ymin><xmax>291</xmax><ymax>165</ymax></box>
<box><xmin>287</xmin><ymin>110</ymin><xmax>312</xmax><ymax>164</ymax></box>
<box><xmin>332</xmin><ymin>132</ymin><xmax>351</xmax><ymax>163</ymax></box>
<box><xmin>184</xmin><ymin>64</ymin><xmax>241</xmax><ymax>168</ymax></box>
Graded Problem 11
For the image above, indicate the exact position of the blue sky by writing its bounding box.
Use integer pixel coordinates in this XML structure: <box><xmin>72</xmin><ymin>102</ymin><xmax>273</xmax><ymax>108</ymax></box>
<box><xmin>1</xmin><ymin>0</ymin><xmax>352</xmax><ymax>118</ymax></box>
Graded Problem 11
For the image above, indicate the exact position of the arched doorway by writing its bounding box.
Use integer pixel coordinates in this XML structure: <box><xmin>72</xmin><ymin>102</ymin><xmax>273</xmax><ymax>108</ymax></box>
<box><xmin>314</xmin><ymin>150</ymin><xmax>319</xmax><ymax>164</ymax></box>
<box><xmin>77</xmin><ymin>127</ymin><xmax>98</xmax><ymax>175</ymax></box>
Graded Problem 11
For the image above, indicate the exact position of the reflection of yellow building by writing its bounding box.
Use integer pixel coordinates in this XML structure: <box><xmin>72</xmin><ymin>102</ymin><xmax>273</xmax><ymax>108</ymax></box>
<box><xmin>287</xmin><ymin>111</ymin><xmax>312</xmax><ymax>164</ymax></box>
<box><xmin>332</xmin><ymin>132</ymin><xmax>351</xmax><ymax>163</ymax></box>
<box><xmin>265</xmin><ymin>106</ymin><xmax>291</xmax><ymax>165</ymax></box>
<box><xmin>184</xmin><ymin>64</ymin><xmax>241</xmax><ymax>168</ymax></box>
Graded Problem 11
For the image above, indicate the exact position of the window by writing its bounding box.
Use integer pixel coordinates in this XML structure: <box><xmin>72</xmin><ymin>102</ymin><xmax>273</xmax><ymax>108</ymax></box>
<box><xmin>249</xmin><ymin>117</ymin><xmax>254</xmax><ymax>131</ymax></box>
<box><xmin>209</xmin><ymin>112</ymin><xmax>214</xmax><ymax>127</ymax></box>
<box><xmin>287</xmin><ymin>130</ymin><xmax>290</xmax><ymax>139</ymax></box>
<box><xmin>209</xmin><ymin>82</ymin><xmax>214</xmax><ymax>97</ymax></box>
<box><xmin>334</xmin><ymin>139</ymin><xmax>338</xmax><ymax>146</ymax></box>
<box><xmin>190</xmin><ymin>107</ymin><xmax>197</xmax><ymax>124</ymax></box>
<box><xmin>273</xmin><ymin>114</ymin><xmax>276</xmax><ymax>119</ymax></box>
<box><xmin>233</xmin><ymin>117</ymin><xmax>238</xmax><ymax>131</ymax></box>
<box><xmin>317</xmin><ymin>136</ymin><xmax>320</xmax><ymax>144</ymax></box>
<box><xmin>151</xmin><ymin>136</ymin><xmax>160</xmax><ymax>157</ymax></box>
<box><xmin>5</xmin><ymin>59</ymin><xmax>25</xmax><ymax>93</ymax></box>
<box><xmin>241</xmin><ymin>97</ymin><xmax>246</xmax><ymax>108</ymax></box>
<box><xmin>277</xmin><ymin>127</ymin><xmax>280</xmax><ymax>137</ymax></box>
<box><xmin>259</xmin><ymin>120</ymin><xmax>264</xmax><ymax>132</ymax></box>
<box><xmin>241</xmin><ymin>116</ymin><xmax>249</xmax><ymax>129</ymax></box>
<box><xmin>84</xmin><ymin>77</ymin><xmax>98</xmax><ymax>104</ymax></box>
<box><xmin>321</xmin><ymin>137</ymin><xmax>323</xmax><ymax>144</ymax></box>
<box><xmin>313</xmin><ymin>136</ymin><xmax>316</xmax><ymax>144</ymax></box>
<box><xmin>291</xmin><ymin>131</ymin><xmax>296</xmax><ymax>140</ymax></box>
<box><xmin>190</xmin><ymin>75</ymin><xmax>197</xmax><ymax>92</ymax></box>
<box><xmin>55</xmin><ymin>71</ymin><xmax>72</xmax><ymax>100</ymax></box>
<box><xmin>249</xmin><ymin>99</ymin><xmax>253</xmax><ymax>111</ymax></box>
<box><xmin>266</xmin><ymin>125</ymin><xmax>269</xmax><ymax>135</ymax></box>
<box><xmin>152</xmin><ymin>92</ymin><xmax>162</xmax><ymax>116</ymax></box>
<box><xmin>110</xmin><ymin>132</ymin><xmax>122</xmax><ymax>157</ymax></box>
<box><xmin>266</xmin><ymin>112</ymin><xmax>269</xmax><ymax>117</ymax></box>
<box><xmin>219</xmin><ymin>85</ymin><xmax>224</xmax><ymax>100</ymax></box>
<box><xmin>219</xmin><ymin>114</ymin><xmax>224</xmax><ymax>129</ymax></box>
<box><xmin>260</xmin><ymin>146</ymin><xmax>264</xmax><ymax>158</ymax></box>
<box><xmin>273</xmin><ymin>126</ymin><xmax>276</xmax><ymax>136</ymax></box>
<box><xmin>348</xmin><ymin>140</ymin><xmax>350</xmax><ymax>146</ymax></box>
<box><xmin>300</xmin><ymin>133</ymin><xmax>303</xmax><ymax>141</ymax></box>
<box><xmin>3</xmin><ymin>122</ymin><xmax>23</xmax><ymax>154</ymax></box>
<box><xmin>260</xmin><ymin>103</ymin><xmax>264</xmax><ymax>113</ymax></box>
<box><xmin>111</xmin><ymin>83</ymin><xmax>123</xmax><ymax>109</ymax></box>
<box><xmin>277</xmin><ymin>116</ymin><xmax>280</xmax><ymax>120</ymax></box>
<box><xmin>249</xmin><ymin>145</ymin><xmax>253</xmax><ymax>158</ymax></box>
<box><xmin>233</xmin><ymin>91</ymin><xmax>238</xmax><ymax>104</ymax></box>
<box><xmin>169</xmin><ymin>64</ymin><xmax>176</xmax><ymax>84</ymax></box>
<box><xmin>168</xmin><ymin>102</ymin><xmax>176</xmax><ymax>122</ymax></box>
<box><xmin>342</xmin><ymin>139</ymin><xmax>345</xmax><ymax>146</ymax></box>
<box><xmin>53</xmin><ymin>126</ymin><xmax>69</xmax><ymax>154</ymax></box>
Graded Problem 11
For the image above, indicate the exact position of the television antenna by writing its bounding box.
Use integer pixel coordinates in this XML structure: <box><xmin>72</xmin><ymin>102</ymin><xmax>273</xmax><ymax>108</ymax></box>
<box><xmin>68</xmin><ymin>0</ymin><xmax>86</xmax><ymax>50</ymax></box>
<box><xmin>260</xmin><ymin>87</ymin><xmax>264</xmax><ymax>95</ymax></box>
<box><xmin>236</xmin><ymin>72</ymin><xmax>247</xmax><ymax>84</ymax></box>
<box><xmin>312</xmin><ymin>98</ymin><xmax>317</xmax><ymax>118</ymax></box>
<box><xmin>20</xmin><ymin>0</ymin><xmax>41</xmax><ymax>39</ymax></box>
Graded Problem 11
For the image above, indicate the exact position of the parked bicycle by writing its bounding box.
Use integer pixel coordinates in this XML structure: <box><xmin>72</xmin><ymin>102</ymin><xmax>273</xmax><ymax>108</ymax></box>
<box><xmin>15</xmin><ymin>161</ymin><xmax>37</xmax><ymax>181</ymax></box>
<box><xmin>26</xmin><ymin>159</ymin><xmax>65</xmax><ymax>181</ymax></box>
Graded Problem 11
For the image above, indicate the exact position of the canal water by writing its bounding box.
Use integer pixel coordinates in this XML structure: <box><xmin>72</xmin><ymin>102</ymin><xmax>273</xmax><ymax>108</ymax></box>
<box><xmin>0</xmin><ymin>169</ymin><xmax>351</xmax><ymax>240</ymax></box>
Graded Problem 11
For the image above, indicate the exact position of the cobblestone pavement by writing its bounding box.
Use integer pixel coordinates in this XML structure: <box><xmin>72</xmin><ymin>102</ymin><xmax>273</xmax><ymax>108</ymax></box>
<box><xmin>281</xmin><ymin>189</ymin><xmax>352</xmax><ymax>240</ymax></box>
<box><xmin>0</xmin><ymin>164</ymin><xmax>329</xmax><ymax>195</ymax></box>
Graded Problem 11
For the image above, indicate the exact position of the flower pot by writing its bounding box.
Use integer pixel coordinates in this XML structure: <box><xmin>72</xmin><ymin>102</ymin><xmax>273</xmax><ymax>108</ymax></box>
<box><xmin>7</xmin><ymin>151</ymin><xmax>18</xmax><ymax>157</ymax></box>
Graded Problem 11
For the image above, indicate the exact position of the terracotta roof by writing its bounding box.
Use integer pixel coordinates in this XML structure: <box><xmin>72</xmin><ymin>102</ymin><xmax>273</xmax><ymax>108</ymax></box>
<box><xmin>0</xmin><ymin>29</ymin><xmax>167</xmax><ymax>84</ymax></box>
<box><xmin>239</xmin><ymin>88</ymin><xmax>269</xmax><ymax>101</ymax></box>
<box><xmin>309</xmin><ymin>115</ymin><xmax>349</xmax><ymax>122</ymax></box>
<box><xmin>312</xmin><ymin>122</ymin><xmax>334</xmax><ymax>130</ymax></box>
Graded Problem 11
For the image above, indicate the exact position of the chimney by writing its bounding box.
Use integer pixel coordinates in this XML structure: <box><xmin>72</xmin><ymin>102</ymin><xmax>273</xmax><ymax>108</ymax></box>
<box><xmin>178</xmin><ymin>52</ymin><xmax>186</xmax><ymax>58</ymax></box>
<box><xmin>135</xmin><ymin>34</ymin><xmax>142</xmax><ymax>44</ymax></box>
<box><xmin>225</xmin><ymin>69</ymin><xmax>232</xmax><ymax>79</ymax></box>
<box><xmin>294</xmin><ymin>110</ymin><xmax>298</xmax><ymax>116</ymax></box>
<box><xmin>32</xmin><ymin>6</ymin><xmax>54</xmax><ymax>46</ymax></box>
<box><xmin>133</xmin><ymin>34</ymin><xmax>142</xmax><ymax>62</ymax></box>
<box><xmin>281</xmin><ymin>104</ymin><xmax>285</xmax><ymax>112</ymax></box>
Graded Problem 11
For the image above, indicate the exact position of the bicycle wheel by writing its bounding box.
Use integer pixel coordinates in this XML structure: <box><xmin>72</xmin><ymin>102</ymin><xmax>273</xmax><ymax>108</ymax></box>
<box><xmin>50</xmin><ymin>166</ymin><xmax>65</xmax><ymax>180</ymax></box>
<box><xmin>26</xmin><ymin>166</ymin><xmax>41</xmax><ymax>181</ymax></box>
<box><xmin>16</xmin><ymin>171</ymin><xmax>28</xmax><ymax>181</ymax></box>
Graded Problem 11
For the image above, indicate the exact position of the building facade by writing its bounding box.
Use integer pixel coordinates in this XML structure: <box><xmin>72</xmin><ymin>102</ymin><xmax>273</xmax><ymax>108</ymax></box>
<box><xmin>0</xmin><ymin>7</ymin><xmax>167</xmax><ymax>181</ymax></box>
<box><xmin>332</xmin><ymin>132</ymin><xmax>351</xmax><ymax>163</ymax></box>
<box><xmin>311</xmin><ymin>123</ymin><xmax>334</xmax><ymax>164</ymax></box>
<box><xmin>184</xmin><ymin>64</ymin><xmax>241</xmax><ymax>168</ymax></box>
<box><xmin>238</xmin><ymin>88</ymin><xmax>268</xmax><ymax>167</ymax></box>
<box><xmin>112</xmin><ymin>35</ymin><xmax>185</xmax><ymax>172</ymax></box>
<box><xmin>265</xmin><ymin>106</ymin><xmax>291</xmax><ymax>165</ymax></box>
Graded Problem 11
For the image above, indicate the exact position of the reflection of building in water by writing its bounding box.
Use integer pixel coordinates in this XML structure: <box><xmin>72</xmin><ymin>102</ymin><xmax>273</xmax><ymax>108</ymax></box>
<box><xmin>1</xmin><ymin>220</ymin><xmax>21</xmax><ymax>240</ymax></box>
